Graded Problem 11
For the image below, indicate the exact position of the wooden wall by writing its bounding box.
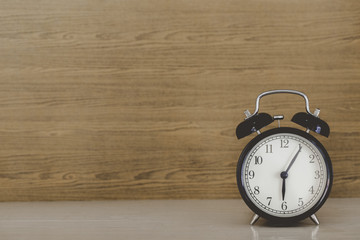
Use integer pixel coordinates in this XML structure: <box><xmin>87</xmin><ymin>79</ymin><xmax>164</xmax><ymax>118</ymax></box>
<box><xmin>0</xmin><ymin>0</ymin><xmax>359</xmax><ymax>201</ymax></box>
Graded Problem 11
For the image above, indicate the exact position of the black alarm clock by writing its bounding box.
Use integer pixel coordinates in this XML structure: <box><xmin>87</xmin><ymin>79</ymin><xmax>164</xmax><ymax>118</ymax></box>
<box><xmin>236</xmin><ymin>90</ymin><xmax>333</xmax><ymax>225</ymax></box>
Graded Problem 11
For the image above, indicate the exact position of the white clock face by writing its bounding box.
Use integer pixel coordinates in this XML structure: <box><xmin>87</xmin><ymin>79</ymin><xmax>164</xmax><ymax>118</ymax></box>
<box><xmin>241</xmin><ymin>133</ymin><xmax>327</xmax><ymax>218</ymax></box>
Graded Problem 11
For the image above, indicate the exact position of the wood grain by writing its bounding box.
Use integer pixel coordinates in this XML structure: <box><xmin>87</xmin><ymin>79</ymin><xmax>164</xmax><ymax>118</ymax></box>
<box><xmin>0</xmin><ymin>0</ymin><xmax>359</xmax><ymax>201</ymax></box>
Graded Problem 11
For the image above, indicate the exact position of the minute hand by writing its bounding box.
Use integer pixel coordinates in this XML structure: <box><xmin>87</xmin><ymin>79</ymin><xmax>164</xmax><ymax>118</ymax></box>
<box><xmin>285</xmin><ymin>144</ymin><xmax>302</xmax><ymax>173</ymax></box>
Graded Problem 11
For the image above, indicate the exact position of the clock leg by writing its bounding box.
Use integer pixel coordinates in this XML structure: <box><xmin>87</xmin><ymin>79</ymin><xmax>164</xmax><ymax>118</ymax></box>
<box><xmin>250</xmin><ymin>214</ymin><xmax>260</xmax><ymax>225</ymax></box>
<box><xmin>310</xmin><ymin>214</ymin><xmax>320</xmax><ymax>225</ymax></box>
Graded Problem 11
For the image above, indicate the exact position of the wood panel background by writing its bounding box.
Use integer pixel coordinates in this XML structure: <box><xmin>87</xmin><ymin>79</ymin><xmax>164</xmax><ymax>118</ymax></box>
<box><xmin>0</xmin><ymin>0</ymin><xmax>359</xmax><ymax>201</ymax></box>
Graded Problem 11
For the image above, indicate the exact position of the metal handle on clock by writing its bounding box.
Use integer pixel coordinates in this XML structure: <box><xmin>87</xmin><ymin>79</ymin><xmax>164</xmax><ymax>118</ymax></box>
<box><xmin>245</xmin><ymin>89</ymin><xmax>318</xmax><ymax>119</ymax></box>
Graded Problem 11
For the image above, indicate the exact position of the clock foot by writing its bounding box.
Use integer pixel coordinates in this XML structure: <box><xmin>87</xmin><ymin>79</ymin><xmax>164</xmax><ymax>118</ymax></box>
<box><xmin>310</xmin><ymin>214</ymin><xmax>320</xmax><ymax>225</ymax></box>
<box><xmin>250</xmin><ymin>214</ymin><xmax>260</xmax><ymax>225</ymax></box>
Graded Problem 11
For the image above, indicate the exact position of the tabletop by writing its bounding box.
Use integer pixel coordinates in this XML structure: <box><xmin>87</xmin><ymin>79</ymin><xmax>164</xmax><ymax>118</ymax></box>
<box><xmin>0</xmin><ymin>198</ymin><xmax>358</xmax><ymax>239</ymax></box>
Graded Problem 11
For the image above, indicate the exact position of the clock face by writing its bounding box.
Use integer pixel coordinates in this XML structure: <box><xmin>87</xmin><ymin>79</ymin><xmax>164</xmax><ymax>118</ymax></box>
<box><xmin>237</xmin><ymin>128</ymin><xmax>332</xmax><ymax>220</ymax></box>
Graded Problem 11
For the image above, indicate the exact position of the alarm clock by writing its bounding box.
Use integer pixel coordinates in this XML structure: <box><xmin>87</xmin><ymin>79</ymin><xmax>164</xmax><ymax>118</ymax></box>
<box><xmin>236</xmin><ymin>90</ymin><xmax>333</xmax><ymax>225</ymax></box>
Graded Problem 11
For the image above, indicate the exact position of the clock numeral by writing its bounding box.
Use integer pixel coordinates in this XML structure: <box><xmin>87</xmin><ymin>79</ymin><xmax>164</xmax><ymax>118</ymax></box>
<box><xmin>280</xmin><ymin>139</ymin><xmax>289</xmax><ymax>148</ymax></box>
<box><xmin>309</xmin><ymin>186</ymin><xmax>314</xmax><ymax>194</ymax></box>
<box><xmin>254</xmin><ymin>156</ymin><xmax>263</xmax><ymax>165</ymax></box>
<box><xmin>265</xmin><ymin>144</ymin><xmax>273</xmax><ymax>153</ymax></box>
<box><xmin>298</xmin><ymin>198</ymin><xmax>304</xmax><ymax>207</ymax></box>
<box><xmin>309</xmin><ymin>154</ymin><xmax>315</xmax><ymax>163</ymax></box>
<box><xmin>266</xmin><ymin>197</ymin><xmax>272</xmax><ymax>206</ymax></box>
<box><xmin>254</xmin><ymin>186</ymin><xmax>260</xmax><ymax>195</ymax></box>
<box><xmin>281</xmin><ymin>201</ymin><xmax>287</xmax><ymax>210</ymax></box>
<box><xmin>314</xmin><ymin>170</ymin><xmax>320</xmax><ymax>179</ymax></box>
<box><xmin>248</xmin><ymin>170</ymin><xmax>255</xmax><ymax>179</ymax></box>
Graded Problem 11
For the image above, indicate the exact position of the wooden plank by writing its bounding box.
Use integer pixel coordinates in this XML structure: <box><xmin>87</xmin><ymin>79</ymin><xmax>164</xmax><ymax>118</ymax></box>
<box><xmin>0</xmin><ymin>0</ymin><xmax>358</xmax><ymax>200</ymax></box>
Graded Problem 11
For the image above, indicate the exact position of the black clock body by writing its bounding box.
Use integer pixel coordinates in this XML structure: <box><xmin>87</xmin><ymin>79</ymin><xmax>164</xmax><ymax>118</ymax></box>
<box><xmin>236</xmin><ymin>127</ymin><xmax>333</xmax><ymax>223</ymax></box>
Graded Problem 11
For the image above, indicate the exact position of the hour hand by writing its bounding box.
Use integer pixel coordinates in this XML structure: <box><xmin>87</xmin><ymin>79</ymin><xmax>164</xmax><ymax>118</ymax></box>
<box><xmin>280</xmin><ymin>171</ymin><xmax>288</xmax><ymax>200</ymax></box>
<box><xmin>282</xmin><ymin>178</ymin><xmax>285</xmax><ymax>200</ymax></box>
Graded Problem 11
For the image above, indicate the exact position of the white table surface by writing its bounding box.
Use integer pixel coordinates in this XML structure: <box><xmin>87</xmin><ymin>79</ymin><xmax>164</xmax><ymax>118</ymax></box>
<box><xmin>0</xmin><ymin>198</ymin><xmax>358</xmax><ymax>239</ymax></box>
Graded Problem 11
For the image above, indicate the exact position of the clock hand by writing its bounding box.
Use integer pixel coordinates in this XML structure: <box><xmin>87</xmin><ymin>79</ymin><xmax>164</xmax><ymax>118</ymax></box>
<box><xmin>282</xmin><ymin>178</ymin><xmax>286</xmax><ymax>201</ymax></box>
<box><xmin>285</xmin><ymin>144</ymin><xmax>302</xmax><ymax>174</ymax></box>
<box><xmin>280</xmin><ymin>144</ymin><xmax>302</xmax><ymax>200</ymax></box>
<box><xmin>280</xmin><ymin>171</ymin><xmax>288</xmax><ymax>200</ymax></box>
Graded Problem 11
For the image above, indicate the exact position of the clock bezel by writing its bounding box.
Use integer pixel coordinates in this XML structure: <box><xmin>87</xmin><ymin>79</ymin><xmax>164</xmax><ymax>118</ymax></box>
<box><xmin>236</xmin><ymin>127</ymin><xmax>333</xmax><ymax>223</ymax></box>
